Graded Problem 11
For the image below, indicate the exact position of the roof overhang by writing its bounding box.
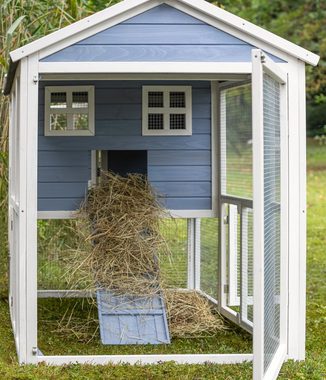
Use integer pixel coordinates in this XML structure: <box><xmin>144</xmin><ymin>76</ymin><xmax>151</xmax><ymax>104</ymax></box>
<box><xmin>3</xmin><ymin>0</ymin><xmax>320</xmax><ymax>95</ymax></box>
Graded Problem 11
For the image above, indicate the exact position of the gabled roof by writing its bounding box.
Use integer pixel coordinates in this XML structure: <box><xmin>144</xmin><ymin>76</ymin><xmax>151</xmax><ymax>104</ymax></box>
<box><xmin>9</xmin><ymin>0</ymin><xmax>319</xmax><ymax>66</ymax></box>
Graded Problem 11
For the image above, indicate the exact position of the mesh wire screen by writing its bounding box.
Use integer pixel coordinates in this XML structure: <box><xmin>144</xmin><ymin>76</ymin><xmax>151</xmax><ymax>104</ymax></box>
<box><xmin>242</xmin><ymin>208</ymin><xmax>253</xmax><ymax>323</ymax></box>
<box><xmin>200</xmin><ymin>218</ymin><xmax>219</xmax><ymax>300</ymax></box>
<box><xmin>148</xmin><ymin>113</ymin><xmax>164</xmax><ymax>130</ymax></box>
<box><xmin>159</xmin><ymin>218</ymin><xmax>188</xmax><ymax>289</ymax></box>
<box><xmin>37</xmin><ymin>218</ymin><xmax>189</xmax><ymax>291</ymax></box>
<box><xmin>72</xmin><ymin>92</ymin><xmax>88</xmax><ymax>108</ymax></box>
<box><xmin>220</xmin><ymin>84</ymin><xmax>252</xmax><ymax>198</ymax></box>
<box><xmin>170</xmin><ymin>92</ymin><xmax>186</xmax><ymax>108</ymax></box>
<box><xmin>263</xmin><ymin>73</ymin><xmax>281</xmax><ymax>373</ymax></box>
<box><xmin>50</xmin><ymin>92</ymin><xmax>66</xmax><ymax>108</ymax></box>
<box><xmin>148</xmin><ymin>92</ymin><xmax>164</xmax><ymax>107</ymax></box>
<box><xmin>170</xmin><ymin>114</ymin><xmax>186</xmax><ymax>130</ymax></box>
<box><xmin>38</xmin><ymin>219</ymin><xmax>83</xmax><ymax>290</ymax></box>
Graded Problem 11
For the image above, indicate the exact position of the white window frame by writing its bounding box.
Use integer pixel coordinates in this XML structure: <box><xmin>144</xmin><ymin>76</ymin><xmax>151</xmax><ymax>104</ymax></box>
<box><xmin>44</xmin><ymin>85</ymin><xmax>95</xmax><ymax>136</ymax></box>
<box><xmin>142</xmin><ymin>86</ymin><xmax>192</xmax><ymax>136</ymax></box>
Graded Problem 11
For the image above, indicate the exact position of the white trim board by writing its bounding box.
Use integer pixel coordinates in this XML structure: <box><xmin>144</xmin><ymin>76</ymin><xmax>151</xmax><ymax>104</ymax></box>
<box><xmin>37</xmin><ymin>353</ymin><xmax>253</xmax><ymax>365</ymax></box>
<box><xmin>37</xmin><ymin>210</ymin><xmax>216</xmax><ymax>219</ymax></box>
<box><xmin>9</xmin><ymin>0</ymin><xmax>319</xmax><ymax>65</ymax></box>
<box><xmin>40</xmin><ymin>73</ymin><xmax>251</xmax><ymax>81</ymax></box>
<box><xmin>38</xmin><ymin>62</ymin><xmax>253</xmax><ymax>75</ymax></box>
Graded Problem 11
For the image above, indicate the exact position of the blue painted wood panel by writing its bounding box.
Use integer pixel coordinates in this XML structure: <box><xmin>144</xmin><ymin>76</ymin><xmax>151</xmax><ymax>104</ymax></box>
<box><xmin>122</xmin><ymin>4</ymin><xmax>205</xmax><ymax>24</ymax></box>
<box><xmin>38</xmin><ymin>80</ymin><xmax>212</xmax><ymax>212</ymax></box>
<box><xmin>152</xmin><ymin>181</ymin><xmax>211</xmax><ymax>197</ymax></box>
<box><xmin>77</xmin><ymin>24</ymin><xmax>247</xmax><ymax>45</ymax></box>
<box><xmin>148</xmin><ymin>150</ymin><xmax>211</xmax><ymax>166</ymax></box>
<box><xmin>42</xmin><ymin>44</ymin><xmax>259</xmax><ymax>63</ymax></box>
<box><xmin>148</xmin><ymin>166</ymin><xmax>210</xmax><ymax>181</ymax></box>
<box><xmin>38</xmin><ymin>150</ymin><xmax>90</xmax><ymax>167</ymax></box>
<box><xmin>41</xmin><ymin>4</ymin><xmax>283</xmax><ymax>63</ymax></box>
<box><xmin>161</xmin><ymin>198</ymin><xmax>212</xmax><ymax>210</ymax></box>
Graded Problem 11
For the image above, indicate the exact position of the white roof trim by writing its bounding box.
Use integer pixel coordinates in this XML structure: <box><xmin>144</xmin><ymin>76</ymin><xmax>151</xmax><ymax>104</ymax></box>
<box><xmin>10</xmin><ymin>0</ymin><xmax>319</xmax><ymax>66</ymax></box>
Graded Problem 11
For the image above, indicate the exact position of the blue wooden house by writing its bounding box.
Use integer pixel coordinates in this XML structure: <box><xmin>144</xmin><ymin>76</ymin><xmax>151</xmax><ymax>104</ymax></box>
<box><xmin>3</xmin><ymin>0</ymin><xmax>319</xmax><ymax>378</ymax></box>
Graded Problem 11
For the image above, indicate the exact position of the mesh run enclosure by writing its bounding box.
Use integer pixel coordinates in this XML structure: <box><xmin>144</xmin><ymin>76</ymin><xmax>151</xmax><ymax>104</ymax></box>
<box><xmin>38</xmin><ymin>218</ymin><xmax>192</xmax><ymax>292</ymax></box>
<box><xmin>200</xmin><ymin>218</ymin><xmax>219</xmax><ymax>300</ymax></box>
<box><xmin>263</xmin><ymin>73</ymin><xmax>281</xmax><ymax>373</ymax></box>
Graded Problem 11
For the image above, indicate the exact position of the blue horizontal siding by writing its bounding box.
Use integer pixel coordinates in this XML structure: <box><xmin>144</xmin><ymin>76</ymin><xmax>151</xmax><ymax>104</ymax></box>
<box><xmin>38</xmin><ymin>167</ymin><xmax>90</xmax><ymax>182</ymax></box>
<box><xmin>42</xmin><ymin>44</ymin><xmax>259</xmax><ymax>63</ymax></box>
<box><xmin>152</xmin><ymin>181</ymin><xmax>211</xmax><ymax>197</ymax></box>
<box><xmin>41</xmin><ymin>4</ymin><xmax>284</xmax><ymax>63</ymax></box>
<box><xmin>38</xmin><ymin>80</ymin><xmax>212</xmax><ymax>212</ymax></box>
<box><xmin>122</xmin><ymin>4</ymin><xmax>205</xmax><ymax>24</ymax></box>
<box><xmin>148</xmin><ymin>150</ymin><xmax>211</xmax><ymax>166</ymax></box>
<box><xmin>77</xmin><ymin>24</ymin><xmax>247</xmax><ymax>45</ymax></box>
<box><xmin>38</xmin><ymin>183</ymin><xmax>88</xmax><ymax>198</ymax></box>
<box><xmin>161</xmin><ymin>198</ymin><xmax>211</xmax><ymax>210</ymax></box>
<box><xmin>148</xmin><ymin>166</ymin><xmax>210</xmax><ymax>181</ymax></box>
<box><xmin>38</xmin><ymin>150</ymin><xmax>90</xmax><ymax>167</ymax></box>
<box><xmin>38</xmin><ymin>198</ymin><xmax>85</xmax><ymax>211</ymax></box>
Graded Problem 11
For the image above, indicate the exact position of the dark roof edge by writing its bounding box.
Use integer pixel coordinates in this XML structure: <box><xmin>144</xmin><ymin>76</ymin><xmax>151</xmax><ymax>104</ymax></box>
<box><xmin>3</xmin><ymin>59</ymin><xmax>19</xmax><ymax>96</ymax></box>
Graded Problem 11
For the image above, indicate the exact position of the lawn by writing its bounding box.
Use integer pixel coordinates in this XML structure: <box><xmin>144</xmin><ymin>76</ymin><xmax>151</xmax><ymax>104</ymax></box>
<box><xmin>0</xmin><ymin>140</ymin><xmax>324</xmax><ymax>379</ymax></box>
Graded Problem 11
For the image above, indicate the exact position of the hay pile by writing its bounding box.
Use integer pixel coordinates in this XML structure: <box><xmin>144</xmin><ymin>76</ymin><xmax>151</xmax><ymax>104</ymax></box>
<box><xmin>69</xmin><ymin>171</ymin><xmax>169</xmax><ymax>297</ymax></box>
<box><xmin>61</xmin><ymin>170</ymin><xmax>224</xmax><ymax>340</ymax></box>
<box><xmin>165</xmin><ymin>290</ymin><xmax>224</xmax><ymax>338</ymax></box>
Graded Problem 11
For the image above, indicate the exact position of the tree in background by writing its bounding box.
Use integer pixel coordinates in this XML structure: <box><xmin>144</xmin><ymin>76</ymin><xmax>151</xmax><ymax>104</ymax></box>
<box><xmin>0</xmin><ymin>0</ymin><xmax>325</xmax><ymax>153</ymax></box>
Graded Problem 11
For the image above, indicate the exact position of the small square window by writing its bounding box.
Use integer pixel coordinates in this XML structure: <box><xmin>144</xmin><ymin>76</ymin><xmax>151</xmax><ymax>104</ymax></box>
<box><xmin>45</xmin><ymin>86</ymin><xmax>94</xmax><ymax>136</ymax></box>
<box><xmin>73</xmin><ymin>92</ymin><xmax>88</xmax><ymax>108</ymax></box>
<box><xmin>50</xmin><ymin>114</ymin><xmax>67</xmax><ymax>131</ymax></box>
<box><xmin>148</xmin><ymin>114</ymin><xmax>164</xmax><ymax>130</ymax></box>
<box><xmin>142</xmin><ymin>86</ymin><xmax>192</xmax><ymax>136</ymax></box>
<box><xmin>170</xmin><ymin>92</ymin><xmax>185</xmax><ymax>108</ymax></box>
<box><xmin>50</xmin><ymin>92</ymin><xmax>66</xmax><ymax>109</ymax></box>
<box><xmin>148</xmin><ymin>92</ymin><xmax>164</xmax><ymax>107</ymax></box>
<box><xmin>170</xmin><ymin>114</ymin><xmax>186</xmax><ymax>130</ymax></box>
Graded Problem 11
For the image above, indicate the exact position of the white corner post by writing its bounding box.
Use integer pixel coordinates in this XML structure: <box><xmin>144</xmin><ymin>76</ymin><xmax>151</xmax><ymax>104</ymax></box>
<box><xmin>17</xmin><ymin>54</ymin><xmax>39</xmax><ymax>364</ymax></box>
<box><xmin>187</xmin><ymin>219</ymin><xmax>201</xmax><ymax>290</ymax></box>
<box><xmin>286</xmin><ymin>59</ymin><xmax>307</xmax><ymax>361</ymax></box>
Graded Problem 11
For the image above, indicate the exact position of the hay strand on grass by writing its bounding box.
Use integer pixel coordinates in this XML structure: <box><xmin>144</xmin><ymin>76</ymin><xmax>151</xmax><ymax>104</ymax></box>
<box><xmin>165</xmin><ymin>290</ymin><xmax>225</xmax><ymax>338</ymax></box>
<box><xmin>58</xmin><ymin>171</ymin><xmax>225</xmax><ymax>340</ymax></box>
<box><xmin>67</xmin><ymin>170</ymin><xmax>170</xmax><ymax>297</ymax></box>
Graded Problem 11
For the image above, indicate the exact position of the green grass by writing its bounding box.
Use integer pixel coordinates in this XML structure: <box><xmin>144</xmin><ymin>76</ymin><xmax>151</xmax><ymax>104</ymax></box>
<box><xmin>0</xmin><ymin>140</ymin><xmax>325</xmax><ymax>379</ymax></box>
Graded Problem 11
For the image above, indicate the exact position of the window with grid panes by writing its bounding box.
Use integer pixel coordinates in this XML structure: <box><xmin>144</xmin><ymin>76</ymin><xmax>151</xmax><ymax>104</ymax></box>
<box><xmin>142</xmin><ymin>86</ymin><xmax>192</xmax><ymax>136</ymax></box>
<box><xmin>44</xmin><ymin>86</ymin><xmax>95</xmax><ymax>136</ymax></box>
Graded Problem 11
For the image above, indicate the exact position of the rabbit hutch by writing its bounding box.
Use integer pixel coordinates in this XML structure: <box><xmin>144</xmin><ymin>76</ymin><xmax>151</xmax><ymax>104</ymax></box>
<box><xmin>3</xmin><ymin>0</ymin><xmax>319</xmax><ymax>379</ymax></box>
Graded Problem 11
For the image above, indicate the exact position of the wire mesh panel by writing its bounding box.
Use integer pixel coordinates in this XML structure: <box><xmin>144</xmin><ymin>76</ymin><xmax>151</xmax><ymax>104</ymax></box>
<box><xmin>263</xmin><ymin>73</ymin><xmax>281</xmax><ymax>373</ymax></box>
<box><xmin>199</xmin><ymin>218</ymin><xmax>219</xmax><ymax>300</ymax></box>
<box><xmin>219</xmin><ymin>82</ymin><xmax>254</xmax><ymax>330</ymax></box>
<box><xmin>37</xmin><ymin>219</ymin><xmax>86</xmax><ymax>290</ymax></box>
<box><xmin>241</xmin><ymin>208</ymin><xmax>254</xmax><ymax>324</ymax></box>
<box><xmin>159</xmin><ymin>218</ymin><xmax>188</xmax><ymax>289</ymax></box>
<box><xmin>37</xmin><ymin>218</ymin><xmax>190</xmax><ymax>291</ymax></box>
<box><xmin>220</xmin><ymin>83</ymin><xmax>252</xmax><ymax>199</ymax></box>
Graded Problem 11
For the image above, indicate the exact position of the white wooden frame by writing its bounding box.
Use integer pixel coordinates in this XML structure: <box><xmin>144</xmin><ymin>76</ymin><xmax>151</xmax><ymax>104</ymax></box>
<box><xmin>9</xmin><ymin>0</ymin><xmax>318</xmax><ymax>65</ymax></box>
<box><xmin>142</xmin><ymin>85</ymin><xmax>192</xmax><ymax>136</ymax></box>
<box><xmin>252</xmin><ymin>49</ymin><xmax>288</xmax><ymax>380</ymax></box>
<box><xmin>6</xmin><ymin>0</ymin><xmax>313</xmax><ymax>367</ymax></box>
<box><xmin>44</xmin><ymin>86</ymin><xmax>95</xmax><ymax>136</ymax></box>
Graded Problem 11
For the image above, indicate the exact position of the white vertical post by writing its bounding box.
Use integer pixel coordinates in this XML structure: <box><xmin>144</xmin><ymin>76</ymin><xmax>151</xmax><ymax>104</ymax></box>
<box><xmin>219</xmin><ymin>203</ymin><xmax>227</xmax><ymax>311</ymax></box>
<box><xmin>228</xmin><ymin>204</ymin><xmax>239</xmax><ymax>306</ymax></box>
<box><xmin>252</xmin><ymin>49</ymin><xmax>265</xmax><ymax>380</ymax></box>
<box><xmin>16</xmin><ymin>54</ymin><xmax>39</xmax><ymax>364</ymax></box>
<box><xmin>187</xmin><ymin>219</ymin><xmax>195</xmax><ymax>289</ymax></box>
<box><xmin>25</xmin><ymin>53</ymin><xmax>39</xmax><ymax>364</ymax></box>
<box><xmin>287</xmin><ymin>60</ymin><xmax>307</xmax><ymax>360</ymax></box>
<box><xmin>194</xmin><ymin>218</ymin><xmax>201</xmax><ymax>290</ymax></box>
<box><xmin>17</xmin><ymin>58</ymin><xmax>28</xmax><ymax>364</ymax></box>
<box><xmin>241</xmin><ymin>207</ymin><xmax>249</xmax><ymax>323</ymax></box>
